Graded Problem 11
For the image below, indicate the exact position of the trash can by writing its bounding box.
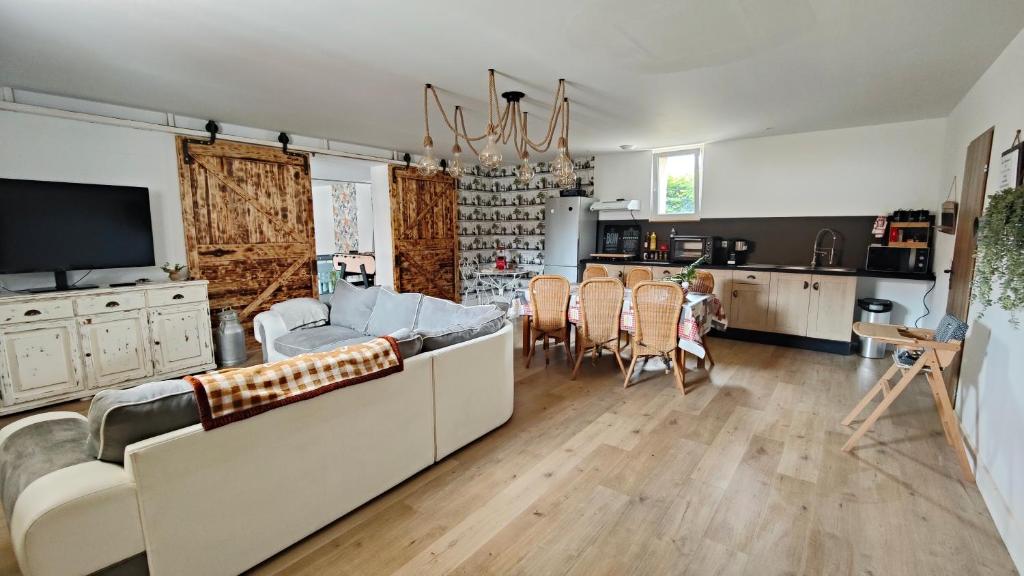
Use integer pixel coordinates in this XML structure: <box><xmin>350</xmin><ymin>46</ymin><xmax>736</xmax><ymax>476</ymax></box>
<box><xmin>857</xmin><ymin>298</ymin><xmax>893</xmax><ymax>358</ymax></box>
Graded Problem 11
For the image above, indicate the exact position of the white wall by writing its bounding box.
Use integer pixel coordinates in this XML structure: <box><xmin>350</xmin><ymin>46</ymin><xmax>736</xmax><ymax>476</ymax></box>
<box><xmin>0</xmin><ymin>109</ymin><xmax>388</xmax><ymax>292</ymax></box>
<box><xmin>936</xmin><ymin>27</ymin><xmax>1024</xmax><ymax>571</ymax></box>
<box><xmin>594</xmin><ymin>119</ymin><xmax>948</xmax><ymax>326</ymax></box>
<box><xmin>370</xmin><ymin>165</ymin><xmax>394</xmax><ymax>288</ymax></box>
<box><xmin>595</xmin><ymin>119</ymin><xmax>947</xmax><ymax>220</ymax></box>
<box><xmin>0</xmin><ymin>110</ymin><xmax>183</xmax><ymax>289</ymax></box>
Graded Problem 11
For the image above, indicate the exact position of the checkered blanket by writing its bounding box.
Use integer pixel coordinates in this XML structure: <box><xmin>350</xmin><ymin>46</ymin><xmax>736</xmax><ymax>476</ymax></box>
<box><xmin>187</xmin><ymin>337</ymin><xmax>403</xmax><ymax>430</ymax></box>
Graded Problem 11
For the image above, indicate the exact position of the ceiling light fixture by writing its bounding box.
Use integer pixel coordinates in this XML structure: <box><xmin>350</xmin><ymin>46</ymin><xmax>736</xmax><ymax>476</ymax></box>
<box><xmin>418</xmin><ymin>69</ymin><xmax>575</xmax><ymax>186</ymax></box>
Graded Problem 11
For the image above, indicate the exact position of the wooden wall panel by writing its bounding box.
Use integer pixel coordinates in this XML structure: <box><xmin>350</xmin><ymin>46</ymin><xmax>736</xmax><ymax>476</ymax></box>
<box><xmin>176</xmin><ymin>137</ymin><xmax>316</xmax><ymax>349</ymax></box>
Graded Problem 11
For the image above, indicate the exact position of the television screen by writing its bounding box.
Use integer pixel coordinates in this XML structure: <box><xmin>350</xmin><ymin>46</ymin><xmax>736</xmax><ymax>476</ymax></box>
<box><xmin>0</xmin><ymin>179</ymin><xmax>156</xmax><ymax>274</ymax></box>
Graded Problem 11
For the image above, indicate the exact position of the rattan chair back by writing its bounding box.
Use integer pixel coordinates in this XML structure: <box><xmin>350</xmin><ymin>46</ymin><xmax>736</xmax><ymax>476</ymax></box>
<box><xmin>625</xmin><ymin>267</ymin><xmax>653</xmax><ymax>289</ymax></box>
<box><xmin>578</xmin><ymin>278</ymin><xmax>624</xmax><ymax>346</ymax></box>
<box><xmin>631</xmin><ymin>281</ymin><xmax>685</xmax><ymax>357</ymax></box>
<box><xmin>528</xmin><ymin>275</ymin><xmax>570</xmax><ymax>333</ymax></box>
<box><xmin>582</xmin><ymin>265</ymin><xmax>610</xmax><ymax>281</ymax></box>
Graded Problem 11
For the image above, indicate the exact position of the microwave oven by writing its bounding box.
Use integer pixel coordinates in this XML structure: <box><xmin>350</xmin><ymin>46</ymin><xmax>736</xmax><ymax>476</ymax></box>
<box><xmin>865</xmin><ymin>245</ymin><xmax>930</xmax><ymax>273</ymax></box>
<box><xmin>669</xmin><ymin>235</ymin><xmax>718</xmax><ymax>264</ymax></box>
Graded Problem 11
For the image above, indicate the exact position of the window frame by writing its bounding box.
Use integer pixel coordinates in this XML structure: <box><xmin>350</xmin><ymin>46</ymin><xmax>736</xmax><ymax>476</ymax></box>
<box><xmin>650</xmin><ymin>145</ymin><xmax>703</xmax><ymax>221</ymax></box>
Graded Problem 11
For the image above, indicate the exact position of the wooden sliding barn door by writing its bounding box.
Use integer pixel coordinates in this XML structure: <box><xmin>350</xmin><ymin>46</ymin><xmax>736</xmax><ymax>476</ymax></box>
<box><xmin>389</xmin><ymin>166</ymin><xmax>460</xmax><ymax>301</ymax></box>
<box><xmin>176</xmin><ymin>137</ymin><xmax>316</xmax><ymax>348</ymax></box>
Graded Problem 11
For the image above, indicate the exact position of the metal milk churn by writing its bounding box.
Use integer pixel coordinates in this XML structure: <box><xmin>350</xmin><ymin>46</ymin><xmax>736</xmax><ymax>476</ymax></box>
<box><xmin>215</xmin><ymin>307</ymin><xmax>247</xmax><ymax>367</ymax></box>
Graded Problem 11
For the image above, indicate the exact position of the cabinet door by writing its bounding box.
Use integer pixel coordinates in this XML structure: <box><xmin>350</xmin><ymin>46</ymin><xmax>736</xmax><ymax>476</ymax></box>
<box><xmin>707</xmin><ymin>270</ymin><xmax>733</xmax><ymax>322</ymax></box>
<box><xmin>807</xmin><ymin>275</ymin><xmax>857</xmax><ymax>341</ymax></box>
<box><xmin>604</xmin><ymin>265</ymin><xmax>625</xmax><ymax>282</ymax></box>
<box><xmin>150</xmin><ymin>304</ymin><xmax>214</xmax><ymax>374</ymax></box>
<box><xmin>0</xmin><ymin>319</ymin><xmax>84</xmax><ymax>406</ymax></box>
<box><xmin>730</xmin><ymin>282</ymin><xmax>771</xmax><ymax>331</ymax></box>
<box><xmin>769</xmin><ymin>273</ymin><xmax>813</xmax><ymax>336</ymax></box>
<box><xmin>79</xmin><ymin>310</ymin><xmax>152</xmax><ymax>388</ymax></box>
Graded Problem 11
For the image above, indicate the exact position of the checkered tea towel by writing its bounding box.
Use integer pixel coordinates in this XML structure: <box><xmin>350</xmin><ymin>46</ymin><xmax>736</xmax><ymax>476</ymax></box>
<box><xmin>186</xmin><ymin>336</ymin><xmax>403</xmax><ymax>430</ymax></box>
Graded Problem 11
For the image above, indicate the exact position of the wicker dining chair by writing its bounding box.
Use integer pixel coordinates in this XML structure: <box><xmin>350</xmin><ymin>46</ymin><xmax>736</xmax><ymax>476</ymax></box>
<box><xmin>625</xmin><ymin>267</ymin><xmax>653</xmax><ymax>289</ymax></box>
<box><xmin>688</xmin><ymin>270</ymin><xmax>716</xmax><ymax>370</ymax></box>
<box><xmin>526</xmin><ymin>275</ymin><xmax>573</xmax><ymax>368</ymax></box>
<box><xmin>582</xmin><ymin>264</ymin><xmax>610</xmax><ymax>281</ymax></box>
<box><xmin>624</xmin><ymin>281</ymin><xmax>687</xmax><ymax>393</ymax></box>
<box><xmin>572</xmin><ymin>278</ymin><xmax>626</xmax><ymax>380</ymax></box>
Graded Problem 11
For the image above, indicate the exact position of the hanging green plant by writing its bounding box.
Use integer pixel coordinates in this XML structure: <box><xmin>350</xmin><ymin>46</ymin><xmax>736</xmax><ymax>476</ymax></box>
<box><xmin>973</xmin><ymin>185</ymin><xmax>1024</xmax><ymax>326</ymax></box>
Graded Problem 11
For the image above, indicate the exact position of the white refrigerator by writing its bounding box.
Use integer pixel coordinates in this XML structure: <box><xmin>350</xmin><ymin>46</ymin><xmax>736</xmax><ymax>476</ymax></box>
<box><xmin>543</xmin><ymin>196</ymin><xmax>597</xmax><ymax>282</ymax></box>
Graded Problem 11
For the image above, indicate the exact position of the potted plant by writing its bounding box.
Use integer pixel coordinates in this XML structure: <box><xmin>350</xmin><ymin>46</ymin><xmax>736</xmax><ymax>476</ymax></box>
<box><xmin>663</xmin><ymin>256</ymin><xmax>708</xmax><ymax>289</ymax></box>
<box><xmin>974</xmin><ymin>186</ymin><xmax>1024</xmax><ymax>325</ymax></box>
<box><xmin>162</xmin><ymin>262</ymin><xmax>189</xmax><ymax>281</ymax></box>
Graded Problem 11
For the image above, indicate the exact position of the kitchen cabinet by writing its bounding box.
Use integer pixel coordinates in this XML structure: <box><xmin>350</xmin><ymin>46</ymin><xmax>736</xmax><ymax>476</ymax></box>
<box><xmin>807</xmin><ymin>275</ymin><xmax>857</xmax><ymax>341</ymax></box>
<box><xmin>705</xmin><ymin>270</ymin><xmax>733</xmax><ymax>323</ymax></box>
<box><xmin>149</xmin><ymin>304</ymin><xmax>214</xmax><ymax>374</ymax></box>
<box><xmin>769</xmin><ymin>273</ymin><xmax>813</xmax><ymax>336</ymax></box>
<box><xmin>729</xmin><ymin>271</ymin><xmax>771</xmax><ymax>331</ymax></box>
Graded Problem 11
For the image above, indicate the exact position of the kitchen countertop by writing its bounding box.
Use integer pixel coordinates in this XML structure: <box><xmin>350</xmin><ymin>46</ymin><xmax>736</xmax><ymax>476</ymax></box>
<box><xmin>580</xmin><ymin>257</ymin><xmax>936</xmax><ymax>282</ymax></box>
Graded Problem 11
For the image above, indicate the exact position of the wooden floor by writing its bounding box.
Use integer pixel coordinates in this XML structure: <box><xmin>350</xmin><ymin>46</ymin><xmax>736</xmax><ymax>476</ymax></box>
<box><xmin>0</xmin><ymin>334</ymin><xmax>1017</xmax><ymax>575</ymax></box>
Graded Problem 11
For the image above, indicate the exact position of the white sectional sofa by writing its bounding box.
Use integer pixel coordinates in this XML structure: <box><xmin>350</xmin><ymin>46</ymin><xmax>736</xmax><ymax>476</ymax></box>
<box><xmin>0</xmin><ymin>320</ymin><xmax>513</xmax><ymax>576</ymax></box>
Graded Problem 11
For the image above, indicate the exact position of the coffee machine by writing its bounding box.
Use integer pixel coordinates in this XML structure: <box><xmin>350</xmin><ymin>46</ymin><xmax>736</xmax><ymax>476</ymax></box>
<box><xmin>726</xmin><ymin>239</ymin><xmax>749</xmax><ymax>265</ymax></box>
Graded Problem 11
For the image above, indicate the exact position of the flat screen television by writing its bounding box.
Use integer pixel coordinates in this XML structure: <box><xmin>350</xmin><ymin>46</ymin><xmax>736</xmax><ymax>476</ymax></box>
<box><xmin>0</xmin><ymin>178</ymin><xmax>155</xmax><ymax>292</ymax></box>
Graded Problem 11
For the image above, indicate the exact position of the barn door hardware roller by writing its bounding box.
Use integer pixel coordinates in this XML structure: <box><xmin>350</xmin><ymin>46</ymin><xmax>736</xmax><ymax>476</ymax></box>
<box><xmin>277</xmin><ymin>132</ymin><xmax>310</xmax><ymax>169</ymax></box>
<box><xmin>182</xmin><ymin>120</ymin><xmax>220</xmax><ymax>164</ymax></box>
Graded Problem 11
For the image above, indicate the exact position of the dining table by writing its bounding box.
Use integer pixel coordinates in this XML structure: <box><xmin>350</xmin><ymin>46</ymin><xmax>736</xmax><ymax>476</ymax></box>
<box><xmin>515</xmin><ymin>285</ymin><xmax>727</xmax><ymax>367</ymax></box>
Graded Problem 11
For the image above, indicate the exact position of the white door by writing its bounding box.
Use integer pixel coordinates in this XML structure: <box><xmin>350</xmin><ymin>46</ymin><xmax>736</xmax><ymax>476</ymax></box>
<box><xmin>150</xmin><ymin>304</ymin><xmax>214</xmax><ymax>374</ymax></box>
<box><xmin>0</xmin><ymin>319</ymin><xmax>84</xmax><ymax>406</ymax></box>
<box><xmin>808</xmin><ymin>275</ymin><xmax>857</xmax><ymax>341</ymax></box>
<box><xmin>79</xmin><ymin>310</ymin><xmax>153</xmax><ymax>388</ymax></box>
<box><xmin>769</xmin><ymin>273</ymin><xmax>813</xmax><ymax>336</ymax></box>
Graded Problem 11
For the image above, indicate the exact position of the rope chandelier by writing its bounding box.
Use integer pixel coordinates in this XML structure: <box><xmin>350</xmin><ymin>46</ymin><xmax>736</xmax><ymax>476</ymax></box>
<box><xmin>417</xmin><ymin>68</ymin><xmax>576</xmax><ymax>186</ymax></box>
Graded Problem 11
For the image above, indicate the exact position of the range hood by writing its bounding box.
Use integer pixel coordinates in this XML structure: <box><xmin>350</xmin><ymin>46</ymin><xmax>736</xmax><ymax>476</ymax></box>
<box><xmin>590</xmin><ymin>199</ymin><xmax>640</xmax><ymax>212</ymax></box>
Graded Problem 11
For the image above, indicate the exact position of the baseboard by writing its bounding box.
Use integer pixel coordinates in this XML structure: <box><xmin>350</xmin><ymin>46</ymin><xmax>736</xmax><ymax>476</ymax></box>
<box><xmin>711</xmin><ymin>328</ymin><xmax>853</xmax><ymax>355</ymax></box>
<box><xmin>974</xmin><ymin>452</ymin><xmax>1023</xmax><ymax>573</ymax></box>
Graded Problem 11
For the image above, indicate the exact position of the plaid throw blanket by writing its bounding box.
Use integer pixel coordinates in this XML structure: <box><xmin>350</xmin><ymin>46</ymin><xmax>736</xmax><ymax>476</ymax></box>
<box><xmin>186</xmin><ymin>336</ymin><xmax>403</xmax><ymax>430</ymax></box>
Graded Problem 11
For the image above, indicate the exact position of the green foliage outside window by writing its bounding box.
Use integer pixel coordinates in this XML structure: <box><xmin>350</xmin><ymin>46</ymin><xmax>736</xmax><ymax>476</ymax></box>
<box><xmin>664</xmin><ymin>174</ymin><xmax>695</xmax><ymax>214</ymax></box>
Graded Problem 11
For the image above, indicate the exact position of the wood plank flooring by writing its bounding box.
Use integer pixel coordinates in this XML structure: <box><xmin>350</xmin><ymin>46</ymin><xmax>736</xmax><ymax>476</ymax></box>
<box><xmin>0</xmin><ymin>334</ymin><xmax>1016</xmax><ymax>575</ymax></box>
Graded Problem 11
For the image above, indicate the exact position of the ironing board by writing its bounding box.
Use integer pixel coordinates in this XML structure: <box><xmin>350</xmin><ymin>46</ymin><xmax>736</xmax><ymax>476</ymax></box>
<box><xmin>841</xmin><ymin>321</ymin><xmax>973</xmax><ymax>482</ymax></box>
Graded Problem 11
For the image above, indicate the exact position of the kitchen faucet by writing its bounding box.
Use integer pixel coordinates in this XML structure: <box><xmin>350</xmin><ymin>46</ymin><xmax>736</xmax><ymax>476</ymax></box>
<box><xmin>811</xmin><ymin>228</ymin><xmax>841</xmax><ymax>267</ymax></box>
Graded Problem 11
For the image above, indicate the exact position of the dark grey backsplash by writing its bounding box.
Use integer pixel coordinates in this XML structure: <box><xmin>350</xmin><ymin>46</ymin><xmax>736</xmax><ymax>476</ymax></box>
<box><xmin>596</xmin><ymin>216</ymin><xmax>879</xmax><ymax>268</ymax></box>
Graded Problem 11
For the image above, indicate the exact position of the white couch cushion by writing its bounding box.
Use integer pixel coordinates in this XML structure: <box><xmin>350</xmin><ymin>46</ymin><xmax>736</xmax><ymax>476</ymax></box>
<box><xmin>329</xmin><ymin>281</ymin><xmax>380</xmax><ymax>332</ymax></box>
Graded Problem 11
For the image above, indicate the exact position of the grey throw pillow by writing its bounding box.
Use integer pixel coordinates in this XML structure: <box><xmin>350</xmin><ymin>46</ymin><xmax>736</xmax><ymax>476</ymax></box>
<box><xmin>365</xmin><ymin>288</ymin><xmax>422</xmax><ymax>336</ymax></box>
<box><xmin>87</xmin><ymin>380</ymin><xmax>199</xmax><ymax>463</ymax></box>
<box><xmin>329</xmin><ymin>281</ymin><xmax>381</xmax><ymax>332</ymax></box>
<box><xmin>388</xmin><ymin>328</ymin><xmax>424</xmax><ymax>358</ymax></box>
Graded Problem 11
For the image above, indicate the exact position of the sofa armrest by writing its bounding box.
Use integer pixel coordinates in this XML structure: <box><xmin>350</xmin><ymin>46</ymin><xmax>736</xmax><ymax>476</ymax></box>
<box><xmin>254</xmin><ymin>298</ymin><xmax>330</xmax><ymax>363</ymax></box>
<box><xmin>10</xmin><ymin>461</ymin><xmax>144</xmax><ymax>576</ymax></box>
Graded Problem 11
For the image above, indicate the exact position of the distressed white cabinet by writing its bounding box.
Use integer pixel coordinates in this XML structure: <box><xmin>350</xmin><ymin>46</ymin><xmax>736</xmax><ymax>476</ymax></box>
<box><xmin>150</xmin><ymin>304</ymin><xmax>214</xmax><ymax>373</ymax></box>
<box><xmin>0</xmin><ymin>281</ymin><xmax>216</xmax><ymax>415</ymax></box>
<box><xmin>0</xmin><ymin>319</ymin><xmax>84</xmax><ymax>406</ymax></box>
<box><xmin>79</xmin><ymin>310</ymin><xmax>152</xmax><ymax>388</ymax></box>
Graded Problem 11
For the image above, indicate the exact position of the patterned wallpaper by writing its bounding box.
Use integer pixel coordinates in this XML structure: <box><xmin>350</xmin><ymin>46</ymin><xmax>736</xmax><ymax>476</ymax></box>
<box><xmin>330</xmin><ymin>182</ymin><xmax>360</xmax><ymax>253</ymax></box>
<box><xmin>457</xmin><ymin>157</ymin><xmax>595</xmax><ymax>298</ymax></box>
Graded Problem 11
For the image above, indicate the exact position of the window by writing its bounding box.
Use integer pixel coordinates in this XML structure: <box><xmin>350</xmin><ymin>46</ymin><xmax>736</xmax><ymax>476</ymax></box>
<box><xmin>652</xmin><ymin>146</ymin><xmax>702</xmax><ymax>220</ymax></box>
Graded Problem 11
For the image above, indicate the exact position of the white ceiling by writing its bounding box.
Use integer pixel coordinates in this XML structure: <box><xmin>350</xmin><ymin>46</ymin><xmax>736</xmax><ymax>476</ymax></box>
<box><xmin>2</xmin><ymin>0</ymin><xmax>1023</xmax><ymax>157</ymax></box>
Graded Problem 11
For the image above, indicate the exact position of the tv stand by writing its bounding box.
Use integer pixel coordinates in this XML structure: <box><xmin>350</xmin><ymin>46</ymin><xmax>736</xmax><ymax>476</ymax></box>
<box><xmin>27</xmin><ymin>271</ymin><xmax>97</xmax><ymax>293</ymax></box>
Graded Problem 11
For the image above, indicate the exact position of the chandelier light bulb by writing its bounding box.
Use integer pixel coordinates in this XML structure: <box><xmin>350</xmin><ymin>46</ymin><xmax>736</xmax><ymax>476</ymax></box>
<box><xmin>479</xmin><ymin>128</ymin><xmax>503</xmax><ymax>170</ymax></box>
<box><xmin>417</xmin><ymin>136</ymin><xmax>439</xmax><ymax>177</ymax></box>
<box><xmin>514</xmin><ymin>153</ymin><xmax>535</xmax><ymax>186</ymax></box>
<box><xmin>447</xmin><ymin>144</ymin><xmax>465</xmax><ymax>178</ymax></box>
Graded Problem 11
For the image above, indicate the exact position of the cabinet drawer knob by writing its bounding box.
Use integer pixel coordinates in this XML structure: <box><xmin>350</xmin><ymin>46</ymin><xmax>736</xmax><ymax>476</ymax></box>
<box><xmin>746</xmin><ymin>274</ymin><xmax>756</xmax><ymax>279</ymax></box>
<box><xmin>105</xmin><ymin>301</ymin><xmax>120</xmax><ymax>308</ymax></box>
<box><xmin>803</xmin><ymin>281</ymin><xmax>809</xmax><ymax>289</ymax></box>
<box><xmin>813</xmin><ymin>282</ymin><xmax>820</xmax><ymax>290</ymax></box>
<box><xmin>732</xmin><ymin>290</ymin><xmax>739</xmax><ymax>298</ymax></box>
<box><xmin>23</xmin><ymin>309</ymin><xmax>41</xmax><ymax>317</ymax></box>
<box><xmin>172</xmin><ymin>294</ymin><xmax>185</xmax><ymax>300</ymax></box>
